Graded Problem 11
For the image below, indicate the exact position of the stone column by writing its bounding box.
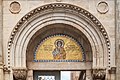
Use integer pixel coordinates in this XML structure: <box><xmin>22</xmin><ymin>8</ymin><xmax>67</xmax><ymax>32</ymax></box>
<box><xmin>0</xmin><ymin>65</ymin><xmax>3</xmax><ymax>80</ymax></box>
<box><xmin>0</xmin><ymin>0</ymin><xmax>2</xmax><ymax>61</ymax></box>
<box><xmin>3</xmin><ymin>66</ymin><xmax>11</xmax><ymax>80</ymax></box>
<box><xmin>27</xmin><ymin>70</ymin><xmax>33</xmax><ymax>80</ymax></box>
<box><xmin>86</xmin><ymin>69</ymin><xmax>92</xmax><ymax>80</ymax></box>
<box><xmin>0</xmin><ymin>0</ymin><xmax>3</xmax><ymax>80</ymax></box>
<box><xmin>108</xmin><ymin>67</ymin><xmax>116</xmax><ymax>80</ymax></box>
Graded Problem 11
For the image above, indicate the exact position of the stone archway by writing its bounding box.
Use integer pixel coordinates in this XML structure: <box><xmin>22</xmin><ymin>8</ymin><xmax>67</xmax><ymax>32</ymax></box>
<box><xmin>6</xmin><ymin>3</ymin><xmax>111</xmax><ymax>80</ymax></box>
<box><xmin>26</xmin><ymin>23</ymin><xmax>93</xmax><ymax>80</ymax></box>
<box><xmin>26</xmin><ymin>23</ymin><xmax>92</xmax><ymax>68</ymax></box>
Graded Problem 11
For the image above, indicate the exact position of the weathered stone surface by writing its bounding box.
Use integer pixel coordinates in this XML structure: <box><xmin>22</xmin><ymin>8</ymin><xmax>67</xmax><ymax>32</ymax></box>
<box><xmin>93</xmin><ymin>69</ymin><xmax>106</xmax><ymax>80</ymax></box>
<box><xmin>0</xmin><ymin>0</ymin><xmax>117</xmax><ymax>80</ymax></box>
<box><xmin>13</xmin><ymin>68</ymin><xmax>27</xmax><ymax>80</ymax></box>
<box><xmin>116</xmin><ymin>1</ymin><xmax>120</xmax><ymax>80</ymax></box>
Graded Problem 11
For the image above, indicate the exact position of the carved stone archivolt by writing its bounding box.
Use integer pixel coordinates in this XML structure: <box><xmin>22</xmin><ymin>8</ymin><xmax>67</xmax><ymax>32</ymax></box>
<box><xmin>13</xmin><ymin>69</ymin><xmax>27</xmax><ymax>80</ymax></box>
<box><xmin>7</xmin><ymin>3</ymin><xmax>111</xmax><ymax>69</ymax></box>
<box><xmin>7</xmin><ymin>3</ymin><xmax>111</xmax><ymax>70</ymax></box>
<box><xmin>93</xmin><ymin>69</ymin><xmax>106</xmax><ymax>80</ymax></box>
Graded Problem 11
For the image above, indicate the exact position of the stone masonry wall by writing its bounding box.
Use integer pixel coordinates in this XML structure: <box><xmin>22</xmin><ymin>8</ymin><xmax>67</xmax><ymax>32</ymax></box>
<box><xmin>116</xmin><ymin>0</ymin><xmax>120</xmax><ymax>80</ymax></box>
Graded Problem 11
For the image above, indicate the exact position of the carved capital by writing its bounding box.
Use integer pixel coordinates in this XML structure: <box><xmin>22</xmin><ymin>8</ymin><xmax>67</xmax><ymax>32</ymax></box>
<box><xmin>109</xmin><ymin>67</ymin><xmax>116</xmax><ymax>74</ymax></box>
<box><xmin>93</xmin><ymin>69</ymin><xmax>106</xmax><ymax>80</ymax></box>
<box><xmin>13</xmin><ymin>68</ymin><xmax>27</xmax><ymax>80</ymax></box>
<box><xmin>3</xmin><ymin>65</ymin><xmax>10</xmax><ymax>72</ymax></box>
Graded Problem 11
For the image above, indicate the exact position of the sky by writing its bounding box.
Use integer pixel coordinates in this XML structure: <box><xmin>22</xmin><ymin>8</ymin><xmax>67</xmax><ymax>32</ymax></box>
<box><xmin>61</xmin><ymin>71</ymin><xmax>71</xmax><ymax>80</ymax></box>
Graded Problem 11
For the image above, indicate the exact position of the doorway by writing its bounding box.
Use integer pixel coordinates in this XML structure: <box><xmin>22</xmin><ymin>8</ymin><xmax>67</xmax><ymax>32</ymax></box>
<box><xmin>33</xmin><ymin>70</ymin><xmax>86</xmax><ymax>80</ymax></box>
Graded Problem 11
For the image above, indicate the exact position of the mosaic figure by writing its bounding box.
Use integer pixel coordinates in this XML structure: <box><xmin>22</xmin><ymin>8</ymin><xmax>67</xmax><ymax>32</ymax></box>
<box><xmin>52</xmin><ymin>39</ymin><xmax>66</xmax><ymax>59</ymax></box>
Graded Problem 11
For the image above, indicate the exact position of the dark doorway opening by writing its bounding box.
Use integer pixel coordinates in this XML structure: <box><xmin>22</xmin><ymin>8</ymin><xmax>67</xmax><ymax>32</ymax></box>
<box><xmin>33</xmin><ymin>70</ymin><xmax>86</xmax><ymax>80</ymax></box>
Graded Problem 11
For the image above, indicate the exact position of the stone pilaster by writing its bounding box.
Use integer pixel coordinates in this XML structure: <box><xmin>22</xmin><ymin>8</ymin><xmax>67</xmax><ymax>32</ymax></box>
<box><xmin>13</xmin><ymin>68</ymin><xmax>27</xmax><ymax>80</ymax></box>
<box><xmin>0</xmin><ymin>0</ymin><xmax>2</xmax><ymax>61</ymax></box>
<box><xmin>27</xmin><ymin>70</ymin><xmax>33</xmax><ymax>80</ymax></box>
<box><xmin>116</xmin><ymin>0</ymin><xmax>120</xmax><ymax>80</ymax></box>
<box><xmin>0</xmin><ymin>63</ymin><xmax>3</xmax><ymax>80</ymax></box>
<box><xmin>86</xmin><ymin>69</ymin><xmax>92</xmax><ymax>80</ymax></box>
<box><xmin>0</xmin><ymin>0</ymin><xmax>3</xmax><ymax>80</ymax></box>
<box><xmin>109</xmin><ymin>67</ymin><xmax>116</xmax><ymax>80</ymax></box>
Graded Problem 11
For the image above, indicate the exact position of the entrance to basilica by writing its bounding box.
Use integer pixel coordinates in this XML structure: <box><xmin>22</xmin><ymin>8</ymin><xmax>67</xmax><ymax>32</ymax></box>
<box><xmin>34</xmin><ymin>71</ymin><xmax>60</xmax><ymax>80</ymax></box>
<box><xmin>33</xmin><ymin>70</ymin><xmax>86</xmax><ymax>80</ymax></box>
<box><xmin>8</xmin><ymin>3</ymin><xmax>111</xmax><ymax>80</ymax></box>
<box><xmin>27</xmin><ymin>23</ymin><xmax>92</xmax><ymax>80</ymax></box>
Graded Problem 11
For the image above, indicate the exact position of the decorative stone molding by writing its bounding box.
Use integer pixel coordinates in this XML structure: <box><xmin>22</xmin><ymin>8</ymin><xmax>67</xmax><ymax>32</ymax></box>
<box><xmin>3</xmin><ymin>65</ymin><xmax>10</xmax><ymax>72</ymax></box>
<box><xmin>13</xmin><ymin>69</ymin><xmax>27</xmax><ymax>80</ymax></box>
<box><xmin>93</xmin><ymin>69</ymin><xmax>106</xmax><ymax>80</ymax></box>
<box><xmin>7</xmin><ymin>3</ymin><xmax>111</xmax><ymax>69</ymax></box>
<box><xmin>97</xmin><ymin>1</ymin><xmax>109</xmax><ymax>14</ymax></box>
<box><xmin>9</xmin><ymin>1</ymin><xmax>21</xmax><ymax>14</ymax></box>
<box><xmin>109</xmin><ymin>67</ymin><xmax>116</xmax><ymax>74</ymax></box>
<box><xmin>56</xmin><ymin>0</ymin><xmax>62</xmax><ymax>2</ymax></box>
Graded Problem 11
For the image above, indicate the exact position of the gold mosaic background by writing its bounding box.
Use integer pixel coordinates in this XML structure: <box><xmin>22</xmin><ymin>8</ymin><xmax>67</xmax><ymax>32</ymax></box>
<box><xmin>35</xmin><ymin>36</ymin><xmax>83</xmax><ymax>60</ymax></box>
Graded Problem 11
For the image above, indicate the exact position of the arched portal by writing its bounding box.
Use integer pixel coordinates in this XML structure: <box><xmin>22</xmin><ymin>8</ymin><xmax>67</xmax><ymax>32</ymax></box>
<box><xmin>26</xmin><ymin>23</ymin><xmax>93</xmax><ymax>80</ymax></box>
<box><xmin>6</xmin><ymin>3</ymin><xmax>111</xmax><ymax>80</ymax></box>
<box><xmin>27</xmin><ymin>23</ymin><xmax>92</xmax><ymax>68</ymax></box>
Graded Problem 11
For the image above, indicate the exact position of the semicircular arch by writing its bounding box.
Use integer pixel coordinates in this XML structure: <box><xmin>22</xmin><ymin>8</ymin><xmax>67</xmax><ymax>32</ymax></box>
<box><xmin>7</xmin><ymin>3</ymin><xmax>110</xmax><ymax>70</ymax></box>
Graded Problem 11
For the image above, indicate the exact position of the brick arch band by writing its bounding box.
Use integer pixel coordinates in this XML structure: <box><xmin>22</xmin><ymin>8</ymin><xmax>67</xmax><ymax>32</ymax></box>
<box><xmin>7</xmin><ymin>3</ymin><xmax>110</xmax><ymax>70</ymax></box>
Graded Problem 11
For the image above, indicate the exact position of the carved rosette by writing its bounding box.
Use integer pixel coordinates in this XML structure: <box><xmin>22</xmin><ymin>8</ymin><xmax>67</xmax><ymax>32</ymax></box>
<box><xmin>97</xmin><ymin>1</ymin><xmax>109</xmax><ymax>14</ymax></box>
<box><xmin>9</xmin><ymin>1</ymin><xmax>21</xmax><ymax>14</ymax></box>
<box><xmin>93</xmin><ymin>69</ymin><xmax>106</xmax><ymax>80</ymax></box>
<box><xmin>13</xmin><ymin>69</ymin><xmax>27</xmax><ymax>80</ymax></box>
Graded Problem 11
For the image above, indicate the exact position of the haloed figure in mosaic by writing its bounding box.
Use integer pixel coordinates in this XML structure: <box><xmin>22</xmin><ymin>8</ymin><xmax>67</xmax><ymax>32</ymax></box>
<box><xmin>52</xmin><ymin>39</ymin><xmax>66</xmax><ymax>59</ymax></box>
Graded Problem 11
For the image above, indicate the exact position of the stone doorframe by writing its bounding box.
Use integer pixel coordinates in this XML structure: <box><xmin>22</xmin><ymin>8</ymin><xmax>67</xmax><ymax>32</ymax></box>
<box><xmin>4</xmin><ymin>3</ymin><xmax>115</xmax><ymax>80</ymax></box>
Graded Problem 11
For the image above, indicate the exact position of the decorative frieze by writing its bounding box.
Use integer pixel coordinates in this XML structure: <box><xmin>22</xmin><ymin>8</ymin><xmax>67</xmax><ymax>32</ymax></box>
<box><xmin>13</xmin><ymin>69</ymin><xmax>27</xmax><ymax>80</ymax></box>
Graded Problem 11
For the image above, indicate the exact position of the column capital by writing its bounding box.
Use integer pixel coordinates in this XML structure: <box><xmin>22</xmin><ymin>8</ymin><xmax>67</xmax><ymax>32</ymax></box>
<box><xmin>13</xmin><ymin>68</ymin><xmax>27</xmax><ymax>80</ymax></box>
<box><xmin>109</xmin><ymin>67</ymin><xmax>116</xmax><ymax>74</ymax></box>
<box><xmin>3</xmin><ymin>65</ymin><xmax>10</xmax><ymax>73</ymax></box>
<box><xmin>93</xmin><ymin>69</ymin><xmax>106</xmax><ymax>80</ymax></box>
